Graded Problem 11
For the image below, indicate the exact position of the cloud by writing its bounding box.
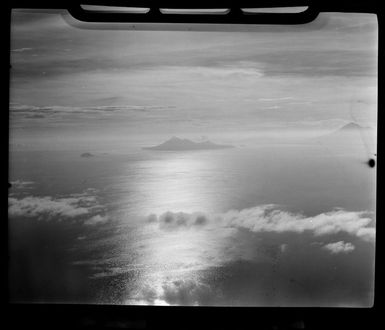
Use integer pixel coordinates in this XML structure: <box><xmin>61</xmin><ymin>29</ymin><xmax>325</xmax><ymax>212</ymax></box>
<box><xmin>8</xmin><ymin>196</ymin><xmax>89</xmax><ymax>218</ymax></box>
<box><xmin>10</xmin><ymin>104</ymin><xmax>174</xmax><ymax>115</ymax></box>
<box><xmin>130</xmin><ymin>286</ymin><xmax>167</xmax><ymax>306</ymax></box>
<box><xmin>84</xmin><ymin>214</ymin><xmax>109</xmax><ymax>226</ymax></box>
<box><xmin>162</xmin><ymin>64</ymin><xmax>264</xmax><ymax>79</ymax></box>
<box><xmin>10</xmin><ymin>180</ymin><xmax>35</xmax><ymax>189</ymax></box>
<box><xmin>131</xmin><ymin>279</ymin><xmax>213</xmax><ymax>306</ymax></box>
<box><xmin>8</xmin><ymin>189</ymin><xmax>109</xmax><ymax>225</ymax></box>
<box><xmin>147</xmin><ymin>205</ymin><xmax>375</xmax><ymax>242</ymax></box>
<box><xmin>148</xmin><ymin>211</ymin><xmax>209</xmax><ymax>230</ymax></box>
<box><xmin>11</xmin><ymin>47</ymin><xmax>33</xmax><ymax>52</ymax></box>
<box><xmin>160</xmin><ymin>279</ymin><xmax>212</xmax><ymax>306</ymax></box>
<box><xmin>258</xmin><ymin>97</ymin><xmax>295</xmax><ymax>102</ymax></box>
<box><xmin>322</xmin><ymin>241</ymin><xmax>355</xmax><ymax>254</ymax></box>
<box><xmin>9</xmin><ymin>103</ymin><xmax>177</xmax><ymax>126</ymax></box>
<box><xmin>223</xmin><ymin>206</ymin><xmax>375</xmax><ymax>241</ymax></box>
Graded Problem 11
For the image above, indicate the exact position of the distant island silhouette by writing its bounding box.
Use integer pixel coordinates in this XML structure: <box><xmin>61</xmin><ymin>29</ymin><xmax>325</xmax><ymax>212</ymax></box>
<box><xmin>143</xmin><ymin>137</ymin><xmax>234</xmax><ymax>151</ymax></box>
<box><xmin>337</xmin><ymin>122</ymin><xmax>371</xmax><ymax>132</ymax></box>
<box><xmin>315</xmin><ymin>122</ymin><xmax>375</xmax><ymax>155</ymax></box>
<box><xmin>323</xmin><ymin>122</ymin><xmax>373</xmax><ymax>139</ymax></box>
<box><xmin>81</xmin><ymin>152</ymin><xmax>94</xmax><ymax>158</ymax></box>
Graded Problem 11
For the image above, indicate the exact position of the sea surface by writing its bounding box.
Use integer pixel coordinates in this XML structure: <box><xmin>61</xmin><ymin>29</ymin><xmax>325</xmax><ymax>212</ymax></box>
<box><xmin>8</xmin><ymin>141</ymin><xmax>376</xmax><ymax>306</ymax></box>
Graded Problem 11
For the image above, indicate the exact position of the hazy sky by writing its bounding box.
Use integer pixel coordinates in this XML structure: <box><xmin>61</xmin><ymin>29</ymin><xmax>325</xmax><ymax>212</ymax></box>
<box><xmin>10</xmin><ymin>10</ymin><xmax>378</xmax><ymax>145</ymax></box>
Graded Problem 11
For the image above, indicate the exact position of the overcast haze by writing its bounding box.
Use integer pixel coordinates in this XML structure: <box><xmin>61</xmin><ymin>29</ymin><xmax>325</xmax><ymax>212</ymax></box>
<box><xmin>10</xmin><ymin>10</ymin><xmax>377</xmax><ymax>148</ymax></box>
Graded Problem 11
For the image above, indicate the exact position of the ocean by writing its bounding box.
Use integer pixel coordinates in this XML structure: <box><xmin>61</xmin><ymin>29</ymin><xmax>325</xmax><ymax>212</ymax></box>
<box><xmin>8</xmin><ymin>138</ymin><xmax>376</xmax><ymax>306</ymax></box>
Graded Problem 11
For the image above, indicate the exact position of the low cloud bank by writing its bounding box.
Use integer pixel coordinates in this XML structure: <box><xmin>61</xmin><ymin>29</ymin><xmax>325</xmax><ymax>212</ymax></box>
<box><xmin>8</xmin><ymin>188</ymin><xmax>108</xmax><ymax>225</ymax></box>
<box><xmin>132</xmin><ymin>279</ymin><xmax>213</xmax><ymax>306</ymax></box>
<box><xmin>10</xmin><ymin>180</ymin><xmax>35</xmax><ymax>189</ymax></box>
<box><xmin>148</xmin><ymin>205</ymin><xmax>375</xmax><ymax>242</ymax></box>
<box><xmin>322</xmin><ymin>241</ymin><xmax>355</xmax><ymax>254</ymax></box>
<box><xmin>147</xmin><ymin>211</ymin><xmax>208</xmax><ymax>230</ymax></box>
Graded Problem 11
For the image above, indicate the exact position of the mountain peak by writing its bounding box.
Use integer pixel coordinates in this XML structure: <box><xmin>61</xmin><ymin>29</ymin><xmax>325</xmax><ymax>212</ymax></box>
<box><xmin>340</xmin><ymin>122</ymin><xmax>362</xmax><ymax>130</ymax></box>
<box><xmin>340</xmin><ymin>122</ymin><xmax>370</xmax><ymax>131</ymax></box>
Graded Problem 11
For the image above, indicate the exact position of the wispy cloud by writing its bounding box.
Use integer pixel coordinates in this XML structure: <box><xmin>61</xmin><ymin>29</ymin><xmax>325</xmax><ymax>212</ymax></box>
<box><xmin>147</xmin><ymin>205</ymin><xmax>375</xmax><ymax>242</ymax></box>
<box><xmin>11</xmin><ymin>47</ymin><xmax>33</xmax><ymax>52</ymax></box>
<box><xmin>9</xmin><ymin>104</ymin><xmax>176</xmax><ymax>125</ymax></box>
<box><xmin>322</xmin><ymin>241</ymin><xmax>356</xmax><ymax>254</ymax></box>
<box><xmin>258</xmin><ymin>97</ymin><xmax>295</xmax><ymax>102</ymax></box>
<box><xmin>167</xmin><ymin>63</ymin><xmax>265</xmax><ymax>79</ymax></box>
<box><xmin>10</xmin><ymin>180</ymin><xmax>35</xmax><ymax>189</ymax></box>
<box><xmin>84</xmin><ymin>214</ymin><xmax>109</xmax><ymax>226</ymax></box>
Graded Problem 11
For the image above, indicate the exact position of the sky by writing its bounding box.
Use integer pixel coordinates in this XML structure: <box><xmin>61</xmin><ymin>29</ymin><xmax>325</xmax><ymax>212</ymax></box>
<box><xmin>9</xmin><ymin>10</ymin><xmax>378</xmax><ymax>148</ymax></box>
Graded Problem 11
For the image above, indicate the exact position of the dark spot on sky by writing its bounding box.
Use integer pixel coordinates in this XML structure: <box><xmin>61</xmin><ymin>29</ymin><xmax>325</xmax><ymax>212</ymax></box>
<box><xmin>81</xmin><ymin>152</ymin><xmax>94</xmax><ymax>158</ymax></box>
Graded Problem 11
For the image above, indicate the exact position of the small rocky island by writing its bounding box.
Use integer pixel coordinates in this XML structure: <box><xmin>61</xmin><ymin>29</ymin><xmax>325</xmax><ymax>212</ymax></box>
<box><xmin>143</xmin><ymin>137</ymin><xmax>234</xmax><ymax>151</ymax></box>
<box><xmin>81</xmin><ymin>152</ymin><xmax>94</xmax><ymax>158</ymax></box>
